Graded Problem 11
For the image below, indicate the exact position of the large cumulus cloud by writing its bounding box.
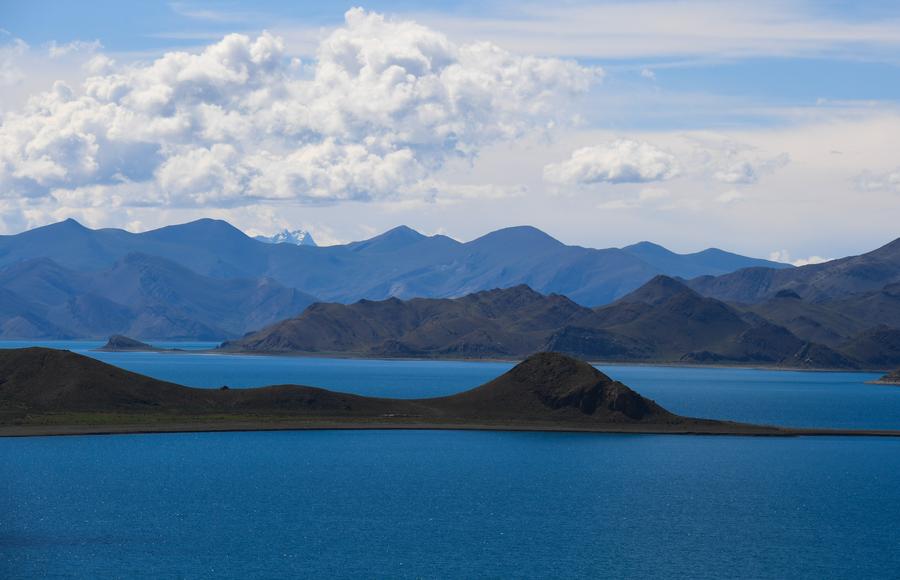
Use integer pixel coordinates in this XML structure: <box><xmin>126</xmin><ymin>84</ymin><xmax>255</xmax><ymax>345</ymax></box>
<box><xmin>543</xmin><ymin>139</ymin><xmax>680</xmax><ymax>185</ymax></box>
<box><xmin>0</xmin><ymin>8</ymin><xmax>597</xmax><ymax>211</ymax></box>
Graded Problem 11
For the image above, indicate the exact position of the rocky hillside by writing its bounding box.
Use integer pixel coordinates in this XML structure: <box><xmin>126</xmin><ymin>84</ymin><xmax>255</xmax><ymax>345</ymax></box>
<box><xmin>224</xmin><ymin>277</ymin><xmax>877</xmax><ymax>369</ymax></box>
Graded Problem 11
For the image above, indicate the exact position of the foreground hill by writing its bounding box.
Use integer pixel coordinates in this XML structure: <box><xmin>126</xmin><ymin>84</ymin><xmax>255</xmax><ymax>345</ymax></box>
<box><xmin>0</xmin><ymin>219</ymin><xmax>789</xmax><ymax>308</ymax></box>
<box><xmin>0</xmin><ymin>254</ymin><xmax>315</xmax><ymax>340</ymax></box>
<box><xmin>688</xmin><ymin>237</ymin><xmax>900</xmax><ymax>304</ymax></box>
<box><xmin>224</xmin><ymin>277</ymin><xmax>875</xmax><ymax>369</ymax></box>
<box><xmin>0</xmin><ymin>348</ymin><xmax>860</xmax><ymax>437</ymax></box>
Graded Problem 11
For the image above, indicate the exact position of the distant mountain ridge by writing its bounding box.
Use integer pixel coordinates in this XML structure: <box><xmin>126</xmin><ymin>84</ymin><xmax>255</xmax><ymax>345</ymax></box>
<box><xmin>622</xmin><ymin>241</ymin><xmax>786</xmax><ymax>279</ymax></box>
<box><xmin>687</xmin><ymin>237</ymin><xmax>900</xmax><ymax>304</ymax></box>
<box><xmin>0</xmin><ymin>219</ymin><xmax>790</xmax><ymax>310</ymax></box>
<box><xmin>0</xmin><ymin>254</ymin><xmax>315</xmax><ymax>339</ymax></box>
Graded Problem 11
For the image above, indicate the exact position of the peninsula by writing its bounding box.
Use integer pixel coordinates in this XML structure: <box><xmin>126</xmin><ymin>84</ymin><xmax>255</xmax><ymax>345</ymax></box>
<box><xmin>2</xmin><ymin>348</ymin><xmax>898</xmax><ymax>438</ymax></box>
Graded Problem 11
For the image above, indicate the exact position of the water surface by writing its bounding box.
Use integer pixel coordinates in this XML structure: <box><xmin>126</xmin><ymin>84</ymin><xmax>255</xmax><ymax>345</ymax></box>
<box><xmin>3</xmin><ymin>431</ymin><xmax>899</xmax><ymax>579</ymax></box>
<box><xmin>2</xmin><ymin>341</ymin><xmax>900</xmax><ymax>578</ymax></box>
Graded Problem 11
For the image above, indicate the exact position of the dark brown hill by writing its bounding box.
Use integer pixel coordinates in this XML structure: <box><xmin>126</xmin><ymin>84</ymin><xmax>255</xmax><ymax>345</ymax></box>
<box><xmin>0</xmin><ymin>347</ymin><xmax>429</xmax><ymax>419</ymax></box>
<box><xmin>222</xmin><ymin>285</ymin><xmax>592</xmax><ymax>357</ymax></box>
<box><xmin>589</xmin><ymin>276</ymin><xmax>752</xmax><ymax>358</ymax></box>
<box><xmin>5</xmin><ymin>348</ymin><xmax>896</xmax><ymax>437</ymax></box>
<box><xmin>578</xmin><ymin>276</ymin><xmax>854</xmax><ymax>368</ymax></box>
<box><xmin>0</xmin><ymin>348</ymin><xmax>711</xmax><ymax>433</ymax></box>
<box><xmin>224</xmin><ymin>278</ymin><xmax>862</xmax><ymax>369</ymax></box>
<box><xmin>827</xmin><ymin>282</ymin><xmax>900</xmax><ymax>330</ymax></box>
<box><xmin>743</xmin><ymin>290</ymin><xmax>867</xmax><ymax>347</ymax></box>
<box><xmin>840</xmin><ymin>327</ymin><xmax>900</xmax><ymax>369</ymax></box>
<box><xmin>0</xmin><ymin>347</ymin><xmax>199</xmax><ymax>413</ymax></box>
<box><xmin>433</xmin><ymin>352</ymin><xmax>673</xmax><ymax>422</ymax></box>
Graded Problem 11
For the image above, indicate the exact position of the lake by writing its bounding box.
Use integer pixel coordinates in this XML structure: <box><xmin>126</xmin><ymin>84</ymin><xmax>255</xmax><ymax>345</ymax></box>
<box><xmin>2</xmin><ymin>341</ymin><xmax>900</xmax><ymax>578</ymax></box>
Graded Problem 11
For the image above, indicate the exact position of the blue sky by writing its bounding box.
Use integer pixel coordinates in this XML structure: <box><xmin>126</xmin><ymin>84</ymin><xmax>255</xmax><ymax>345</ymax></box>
<box><xmin>1</xmin><ymin>1</ymin><xmax>899</xmax><ymax>260</ymax></box>
<box><xmin>8</xmin><ymin>1</ymin><xmax>900</xmax><ymax>109</ymax></box>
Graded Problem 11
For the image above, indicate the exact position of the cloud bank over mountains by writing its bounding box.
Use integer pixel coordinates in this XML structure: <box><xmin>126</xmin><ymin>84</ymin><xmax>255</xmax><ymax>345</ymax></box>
<box><xmin>1</xmin><ymin>2</ymin><xmax>898</xmax><ymax>262</ymax></box>
<box><xmin>0</xmin><ymin>9</ymin><xmax>597</xmax><ymax>213</ymax></box>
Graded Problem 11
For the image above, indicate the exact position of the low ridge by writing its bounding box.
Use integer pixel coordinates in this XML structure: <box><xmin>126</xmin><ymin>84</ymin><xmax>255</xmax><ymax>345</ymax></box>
<box><xmin>0</xmin><ymin>347</ymin><xmax>803</xmax><ymax>437</ymax></box>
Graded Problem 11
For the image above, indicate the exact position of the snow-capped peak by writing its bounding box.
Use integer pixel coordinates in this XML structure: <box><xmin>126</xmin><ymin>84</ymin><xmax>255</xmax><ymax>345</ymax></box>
<box><xmin>254</xmin><ymin>229</ymin><xmax>317</xmax><ymax>246</ymax></box>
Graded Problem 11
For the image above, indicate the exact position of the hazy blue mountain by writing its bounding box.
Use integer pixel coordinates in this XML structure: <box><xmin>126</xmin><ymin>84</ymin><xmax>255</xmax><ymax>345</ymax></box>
<box><xmin>687</xmin><ymin>237</ymin><xmax>900</xmax><ymax>303</ymax></box>
<box><xmin>0</xmin><ymin>254</ymin><xmax>316</xmax><ymax>339</ymax></box>
<box><xmin>254</xmin><ymin>229</ymin><xmax>317</xmax><ymax>246</ymax></box>
<box><xmin>0</xmin><ymin>219</ymin><xmax>791</xmax><ymax>307</ymax></box>
<box><xmin>622</xmin><ymin>241</ymin><xmax>790</xmax><ymax>279</ymax></box>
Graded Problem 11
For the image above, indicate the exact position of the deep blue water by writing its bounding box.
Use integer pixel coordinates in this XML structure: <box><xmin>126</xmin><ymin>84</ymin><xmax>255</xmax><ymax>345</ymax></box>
<box><xmin>2</xmin><ymin>341</ymin><xmax>900</xmax><ymax>578</ymax></box>
<box><xmin>3</xmin><ymin>432</ymin><xmax>900</xmax><ymax>579</ymax></box>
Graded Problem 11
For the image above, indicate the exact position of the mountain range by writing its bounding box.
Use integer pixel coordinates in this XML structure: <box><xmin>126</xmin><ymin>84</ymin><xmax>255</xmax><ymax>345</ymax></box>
<box><xmin>0</xmin><ymin>253</ymin><xmax>314</xmax><ymax>339</ymax></box>
<box><xmin>687</xmin><ymin>238</ymin><xmax>900</xmax><ymax>303</ymax></box>
<box><xmin>0</xmin><ymin>218</ymin><xmax>793</xmax><ymax>339</ymax></box>
<box><xmin>224</xmin><ymin>275</ymin><xmax>894</xmax><ymax>369</ymax></box>
<box><xmin>0</xmin><ymin>218</ymin><xmax>897</xmax><ymax>360</ymax></box>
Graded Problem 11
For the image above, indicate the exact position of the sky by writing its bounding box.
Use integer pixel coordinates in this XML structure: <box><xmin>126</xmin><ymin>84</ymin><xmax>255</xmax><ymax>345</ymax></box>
<box><xmin>1</xmin><ymin>1</ymin><xmax>899</xmax><ymax>261</ymax></box>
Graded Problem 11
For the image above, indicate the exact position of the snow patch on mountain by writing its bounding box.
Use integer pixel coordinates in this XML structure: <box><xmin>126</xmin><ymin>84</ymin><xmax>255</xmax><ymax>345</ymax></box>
<box><xmin>254</xmin><ymin>229</ymin><xmax>317</xmax><ymax>246</ymax></box>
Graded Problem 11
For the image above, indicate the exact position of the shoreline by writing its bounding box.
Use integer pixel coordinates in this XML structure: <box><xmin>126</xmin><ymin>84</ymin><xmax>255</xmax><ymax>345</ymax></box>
<box><xmin>4</xmin><ymin>419</ymin><xmax>900</xmax><ymax>439</ymax></box>
<box><xmin>90</xmin><ymin>345</ymin><xmax>890</xmax><ymax>374</ymax></box>
<box><xmin>1</xmin><ymin>340</ymin><xmax>886</xmax><ymax>373</ymax></box>
<box><xmin>2</xmin><ymin>348</ymin><xmax>897</xmax><ymax>440</ymax></box>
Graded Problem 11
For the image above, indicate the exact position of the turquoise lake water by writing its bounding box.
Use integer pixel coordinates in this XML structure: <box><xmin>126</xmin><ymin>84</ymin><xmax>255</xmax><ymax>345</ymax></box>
<box><xmin>2</xmin><ymin>341</ymin><xmax>900</xmax><ymax>578</ymax></box>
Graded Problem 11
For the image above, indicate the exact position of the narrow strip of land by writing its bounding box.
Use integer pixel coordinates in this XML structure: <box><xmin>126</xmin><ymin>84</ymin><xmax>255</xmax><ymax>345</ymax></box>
<box><xmin>4</xmin><ymin>348</ymin><xmax>899</xmax><ymax>440</ymax></box>
<box><xmin>4</xmin><ymin>420</ymin><xmax>900</xmax><ymax>438</ymax></box>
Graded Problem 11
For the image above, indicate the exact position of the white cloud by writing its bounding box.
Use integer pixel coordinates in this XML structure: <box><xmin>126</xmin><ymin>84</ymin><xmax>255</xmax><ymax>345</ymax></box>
<box><xmin>595</xmin><ymin>187</ymin><xmax>684</xmax><ymax>211</ymax></box>
<box><xmin>543</xmin><ymin>139</ymin><xmax>680</xmax><ymax>185</ymax></box>
<box><xmin>713</xmin><ymin>153</ymin><xmax>790</xmax><ymax>184</ymax></box>
<box><xmin>46</xmin><ymin>40</ymin><xmax>102</xmax><ymax>59</ymax></box>
<box><xmin>857</xmin><ymin>168</ymin><xmax>900</xmax><ymax>193</ymax></box>
<box><xmin>640</xmin><ymin>68</ymin><xmax>656</xmax><ymax>80</ymax></box>
<box><xmin>768</xmin><ymin>250</ymin><xmax>830</xmax><ymax>266</ymax></box>
<box><xmin>715</xmin><ymin>189</ymin><xmax>744</xmax><ymax>204</ymax></box>
<box><xmin>410</xmin><ymin>2</ymin><xmax>900</xmax><ymax>61</ymax></box>
<box><xmin>0</xmin><ymin>37</ymin><xmax>28</xmax><ymax>87</ymax></box>
<box><xmin>0</xmin><ymin>9</ymin><xmax>597</xmax><ymax>213</ymax></box>
<box><xmin>687</xmin><ymin>137</ymin><xmax>790</xmax><ymax>184</ymax></box>
<box><xmin>637</xmin><ymin>187</ymin><xmax>669</xmax><ymax>202</ymax></box>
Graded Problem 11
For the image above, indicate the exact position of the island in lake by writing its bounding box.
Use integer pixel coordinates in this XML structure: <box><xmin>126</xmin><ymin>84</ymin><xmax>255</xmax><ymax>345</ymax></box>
<box><xmin>97</xmin><ymin>335</ymin><xmax>166</xmax><ymax>352</ymax></box>
<box><xmin>870</xmin><ymin>369</ymin><xmax>900</xmax><ymax>385</ymax></box>
<box><xmin>2</xmin><ymin>347</ymin><xmax>898</xmax><ymax>438</ymax></box>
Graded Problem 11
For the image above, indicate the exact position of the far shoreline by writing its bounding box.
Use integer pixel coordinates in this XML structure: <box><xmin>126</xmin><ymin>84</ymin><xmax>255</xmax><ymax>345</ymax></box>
<box><xmin>91</xmin><ymin>343</ymin><xmax>892</xmax><ymax>374</ymax></box>
<box><xmin>0</xmin><ymin>339</ymin><xmax>887</xmax><ymax>373</ymax></box>
<box><xmin>5</xmin><ymin>420</ymin><xmax>900</xmax><ymax>439</ymax></box>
